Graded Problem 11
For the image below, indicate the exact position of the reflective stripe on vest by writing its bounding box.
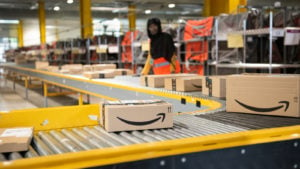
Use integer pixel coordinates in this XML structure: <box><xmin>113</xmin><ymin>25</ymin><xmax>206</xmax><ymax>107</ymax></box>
<box><xmin>153</xmin><ymin>61</ymin><xmax>169</xmax><ymax>68</ymax></box>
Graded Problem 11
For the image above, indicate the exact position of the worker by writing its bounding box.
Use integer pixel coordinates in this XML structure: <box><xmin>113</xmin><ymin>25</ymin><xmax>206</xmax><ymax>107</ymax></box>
<box><xmin>141</xmin><ymin>18</ymin><xmax>181</xmax><ymax>75</ymax></box>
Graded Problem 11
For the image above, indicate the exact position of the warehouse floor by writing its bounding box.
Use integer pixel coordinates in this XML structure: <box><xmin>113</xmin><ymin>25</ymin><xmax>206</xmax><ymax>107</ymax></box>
<box><xmin>0</xmin><ymin>75</ymin><xmax>105</xmax><ymax>111</ymax></box>
<box><xmin>0</xmin><ymin>77</ymin><xmax>36</xmax><ymax>111</ymax></box>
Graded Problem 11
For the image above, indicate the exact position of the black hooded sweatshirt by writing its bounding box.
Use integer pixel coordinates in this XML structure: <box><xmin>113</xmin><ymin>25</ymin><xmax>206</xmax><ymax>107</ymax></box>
<box><xmin>147</xmin><ymin>18</ymin><xmax>175</xmax><ymax>63</ymax></box>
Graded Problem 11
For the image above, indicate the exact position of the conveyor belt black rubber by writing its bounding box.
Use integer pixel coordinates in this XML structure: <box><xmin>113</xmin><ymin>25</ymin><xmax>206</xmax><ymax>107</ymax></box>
<box><xmin>197</xmin><ymin>111</ymin><xmax>300</xmax><ymax>130</ymax></box>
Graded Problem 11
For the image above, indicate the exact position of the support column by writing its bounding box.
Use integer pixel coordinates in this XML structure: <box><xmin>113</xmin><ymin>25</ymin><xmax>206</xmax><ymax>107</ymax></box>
<box><xmin>78</xmin><ymin>93</ymin><xmax>83</xmax><ymax>105</ymax></box>
<box><xmin>203</xmin><ymin>0</ymin><xmax>247</xmax><ymax>16</ymax></box>
<box><xmin>128</xmin><ymin>4</ymin><xmax>136</xmax><ymax>31</ymax></box>
<box><xmin>38</xmin><ymin>0</ymin><xmax>46</xmax><ymax>45</ymax></box>
<box><xmin>55</xmin><ymin>20</ymin><xmax>59</xmax><ymax>41</ymax></box>
<box><xmin>80</xmin><ymin>0</ymin><xmax>93</xmax><ymax>39</ymax></box>
<box><xmin>17</xmin><ymin>20</ymin><xmax>23</xmax><ymax>48</ymax></box>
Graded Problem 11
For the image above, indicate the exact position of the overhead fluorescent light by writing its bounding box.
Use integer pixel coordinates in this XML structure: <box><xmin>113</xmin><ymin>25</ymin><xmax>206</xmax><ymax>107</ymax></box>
<box><xmin>181</xmin><ymin>11</ymin><xmax>190</xmax><ymax>15</ymax></box>
<box><xmin>168</xmin><ymin>3</ymin><xmax>175</xmax><ymax>8</ymax></box>
<box><xmin>92</xmin><ymin>7</ymin><xmax>127</xmax><ymax>12</ymax></box>
<box><xmin>0</xmin><ymin>20</ymin><xmax>19</xmax><ymax>24</ymax></box>
<box><xmin>53</xmin><ymin>6</ymin><xmax>60</xmax><ymax>11</ymax></box>
<box><xmin>145</xmin><ymin>9</ymin><xmax>151</xmax><ymax>14</ymax></box>
<box><xmin>67</xmin><ymin>0</ymin><xmax>73</xmax><ymax>4</ymax></box>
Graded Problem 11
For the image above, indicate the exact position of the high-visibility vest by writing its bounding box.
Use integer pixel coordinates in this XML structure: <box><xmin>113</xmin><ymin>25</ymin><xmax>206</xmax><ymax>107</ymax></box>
<box><xmin>141</xmin><ymin>55</ymin><xmax>181</xmax><ymax>75</ymax></box>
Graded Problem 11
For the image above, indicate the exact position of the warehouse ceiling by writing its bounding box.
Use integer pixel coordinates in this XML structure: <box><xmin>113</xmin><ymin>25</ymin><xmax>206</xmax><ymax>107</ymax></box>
<box><xmin>0</xmin><ymin>0</ymin><xmax>204</xmax><ymax>20</ymax></box>
<box><xmin>0</xmin><ymin>0</ymin><xmax>299</xmax><ymax>20</ymax></box>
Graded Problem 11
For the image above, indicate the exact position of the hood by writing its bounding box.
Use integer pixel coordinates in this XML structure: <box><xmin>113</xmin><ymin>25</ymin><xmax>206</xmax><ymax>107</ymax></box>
<box><xmin>147</xmin><ymin>18</ymin><xmax>162</xmax><ymax>39</ymax></box>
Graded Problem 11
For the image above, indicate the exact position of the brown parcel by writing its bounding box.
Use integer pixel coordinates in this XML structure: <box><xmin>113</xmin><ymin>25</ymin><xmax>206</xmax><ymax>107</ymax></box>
<box><xmin>83</xmin><ymin>65</ymin><xmax>93</xmax><ymax>72</ymax></box>
<box><xmin>164</xmin><ymin>76</ymin><xmax>203</xmax><ymax>92</ymax></box>
<box><xmin>202</xmin><ymin>76</ymin><xmax>226</xmax><ymax>98</ymax></box>
<box><xmin>35</xmin><ymin>61</ymin><xmax>49</xmax><ymax>70</ymax></box>
<box><xmin>0</xmin><ymin>127</ymin><xmax>33</xmax><ymax>153</ymax></box>
<box><xmin>92</xmin><ymin>64</ymin><xmax>116</xmax><ymax>71</ymax></box>
<box><xmin>99</xmin><ymin>100</ymin><xmax>173</xmax><ymax>132</ymax></box>
<box><xmin>83</xmin><ymin>70</ymin><xmax>115</xmax><ymax>79</ymax></box>
<box><xmin>105</xmin><ymin>69</ymin><xmax>134</xmax><ymax>76</ymax></box>
<box><xmin>226</xmin><ymin>74</ymin><xmax>300</xmax><ymax>117</ymax></box>
<box><xmin>141</xmin><ymin>74</ymin><xmax>197</xmax><ymax>88</ymax></box>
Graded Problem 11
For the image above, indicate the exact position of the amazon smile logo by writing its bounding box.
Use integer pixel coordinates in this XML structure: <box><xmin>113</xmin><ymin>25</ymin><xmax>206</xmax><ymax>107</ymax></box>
<box><xmin>192</xmin><ymin>83</ymin><xmax>202</xmax><ymax>88</ymax></box>
<box><xmin>235</xmin><ymin>99</ymin><xmax>289</xmax><ymax>112</ymax></box>
<box><xmin>116</xmin><ymin>113</ymin><xmax>165</xmax><ymax>126</ymax></box>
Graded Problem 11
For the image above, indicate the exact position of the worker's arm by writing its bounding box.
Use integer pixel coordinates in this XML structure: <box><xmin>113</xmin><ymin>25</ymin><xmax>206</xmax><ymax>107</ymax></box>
<box><xmin>141</xmin><ymin>54</ymin><xmax>152</xmax><ymax>75</ymax></box>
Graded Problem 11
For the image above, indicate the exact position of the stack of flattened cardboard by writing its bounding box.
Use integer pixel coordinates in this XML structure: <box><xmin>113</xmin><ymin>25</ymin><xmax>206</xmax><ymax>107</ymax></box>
<box><xmin>226</xmin><ymin>74</ymin><xmax>300</xmax><ymax>117</ymax></box>
<box><xmin>83</xmin><ymin>69</ymin><xmax>133</xmax><ymax>79</ymax></box>
<box><xmin>35</xmin><ymin>61</ymin><xmax>49</xmax><ymax>70</ymax></box>
<box><xmin>83</xmin><ymin>65</ymin><xmax>93</xmax><ymax>72</ymax></box>
<box><xmin>92</xmin><ymin>64</ymin><xmax>116</xmax><ymax>71</ymax></box>
<box><xmin>99</xmin><ymin>100</ymin><xmax>173</xmax><ymax>132</ymax></box>
<box><xmin>202</xmin><ymin>76</ymin><xmax>227</xmax><ymax>98</ymax></box>
<box><xmin>0</xmin><ymin>127</ymin><xmax>34</xmax><ymax>153</ymax></box>
<box><xmin>164</xmin><ymin>76</ymin><xmax>203</xmax><ymax>92</ymax></box>
<box><xmin>60</xmin><ymin>64</ymin><xmax>83</xmax><ymax>74</ymax></box>
<box><xmin>140</xmin><ymin>74</ymin><xmax>197</xmax><ymax>88</ymax></box>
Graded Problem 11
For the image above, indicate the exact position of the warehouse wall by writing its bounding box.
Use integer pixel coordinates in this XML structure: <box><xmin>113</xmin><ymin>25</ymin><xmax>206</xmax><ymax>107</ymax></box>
<box><xmin>23</xmin><ymin>19</ymin><xmax>81</xmax><ymax>46</ymax></box>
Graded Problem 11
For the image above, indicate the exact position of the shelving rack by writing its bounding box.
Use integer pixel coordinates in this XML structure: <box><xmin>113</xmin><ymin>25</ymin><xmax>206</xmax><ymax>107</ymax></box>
<box><xmin>212</xmin><ymin>7</ymin><xmax>300</xmax><ymax>75</ymax></box>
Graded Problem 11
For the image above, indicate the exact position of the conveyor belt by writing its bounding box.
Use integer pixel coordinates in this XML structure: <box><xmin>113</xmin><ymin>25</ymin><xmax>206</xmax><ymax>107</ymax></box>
<box><xmin>1</xmin><ymin>112</ymin><xmax>300</xmax><ymax>162</ymax></box>
<box><xmin>0</xmin><ymin>115</ymin><xmax>245</xmax><ymax>161</ymax></box>
<box><xmin>197</xmin><ymin>111</ymin><xmax>300</xmax><ymax>130</ymax></box>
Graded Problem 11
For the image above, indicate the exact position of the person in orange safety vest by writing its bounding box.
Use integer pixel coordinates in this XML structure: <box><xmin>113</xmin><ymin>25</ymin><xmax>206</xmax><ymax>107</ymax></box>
<box><xmin>141</xmin><ymin>18</ymin><xmax>181</xmax><ymax>75</ymax></box>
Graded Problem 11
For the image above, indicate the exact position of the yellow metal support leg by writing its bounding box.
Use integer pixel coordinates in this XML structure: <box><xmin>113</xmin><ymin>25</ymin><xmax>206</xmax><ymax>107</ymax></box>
<box><xmin>80</xmin><ymin>0</ymin><xmax>93</xmax><ymax>39</ymax></box>
<box><xmin>128</xmin><ymin>4</ymin><xmax>136</xmax><ymax>31</ymax></box>
<box><xmin>38</xmin><ymin>0</ymin><xmax>46</xmax><ymax>45</ymax></box>
<box><xmin>17</xmin><ymin>20</ymin><xmax>24</xmax><ymax>48</ymax></box>
<box><xmin>78</xmin><ymin>93</ymin><xmax>83</xmax><ymax>105</ymax></box>
<box><xmin>24</xmin><ymin>76</ymin><xmax>29</xmax><ymax>99</ymax></box>
<box><xmin>43</xmin><ymin>82</ymin><xmax>48</xmax><ymax>107</ymax></box>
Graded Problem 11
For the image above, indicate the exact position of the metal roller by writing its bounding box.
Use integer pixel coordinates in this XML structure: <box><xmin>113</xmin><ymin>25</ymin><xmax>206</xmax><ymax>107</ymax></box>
<box><xmin>8</xmin><ymin>152</ymin><xmax>23</xmax><ymax>160</ymax></box>
<box><xmin>83</xmin><ymin>127</ymin><xmax>121</xmax><ymax>147</ymax></box>
<box><xmin>119</xmin><ymin>132</ymin><xmax>145</xmax><ymax>144</ymax></box>
<box><xmin>38</xmin><ymin>131</ymin><xmax>69</xmax><ymax>154</ymax></box>
<box><xmin>131</xmin><ymin>131</ymin><xmax>159</xmax><ymax>142</ymax></box>
<box><xmin>0</xmin><ymin>153</ymin><xmax>6</xmax><ymax>161</ymax></box>
<box><xmin>72</xmin><ymin>128</ymin><xmax>105</xmax><ymax>148</ymax></box>
<box><xmin>94</xmin><ymin>126</ymin><xmax>133</xmax><ymax>145</ymax></box>
<box><xmin>25</xmin><ymin>146</ymin><xmax>39</xmax><ymax>158</ymax></box>
<box><xmin>156</xmin><ymin>129</ymin><xmax>181</xmax><ymax>139</ymax></box>
<box><xmin>49</xmin><ymin>130</ymin><xmax>83</xmax><ymax>152</ymax></box>
<box><xmin>151</xmin><ymin>130</ymin><xmax>177</xmax><ymax>140</ymax></box>
<box><xmin>142</xmin><ymin>130</ymin><xmax>168</xmax><ymax>141</ymax></box>
<box><xmin>32</xmin><ymin>136</ymin><xmax>54</xmax><ymax>156</ymax></box>
<box><xmin>61</xmin><ymin>129</ymin><xmax>96</xmax><ymax>150</ymax></box>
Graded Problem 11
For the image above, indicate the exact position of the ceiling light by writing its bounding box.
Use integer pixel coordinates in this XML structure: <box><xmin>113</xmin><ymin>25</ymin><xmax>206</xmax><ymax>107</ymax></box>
<box><xmin>53</xmin><ymin>6</ymin><xmax>60</xmax><ymax>11</ymax></box>
<box><xmin>0</xmin><ymin>20</ymin><xmax>19</xmax><ymax>24</ymax></box>
<box><xmin>67</xmin><ymin>0</ymin><xmax>73</xmax><ymax>4</ymax></box>
<box><xmin>145</xmin><ymin>9</ymin><xmax>151</xmax><ymax>14</ymax></box>
<box><xmin>168</xmin><ymin>3</ymin><xmax>175</xmax><ymax>8</ymax></box>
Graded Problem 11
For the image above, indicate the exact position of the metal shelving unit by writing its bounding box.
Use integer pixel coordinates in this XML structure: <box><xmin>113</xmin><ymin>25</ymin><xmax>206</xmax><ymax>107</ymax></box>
<box><xmin>212</xmin><ymin>9</ymin><xmax>300</xmax><ymax>75</ymax></box>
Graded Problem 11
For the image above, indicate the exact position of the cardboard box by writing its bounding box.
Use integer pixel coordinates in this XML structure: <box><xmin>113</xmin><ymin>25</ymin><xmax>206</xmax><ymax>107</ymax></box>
<box><xmin>61</xmin><ymin>64</ymin><xmax>83</xmax><ymax>74</ymax></box>
<box><xmin>0</xmin><ymin>127</ymin><xmax>33</xmax><ymax>153</ymax></box>
<box><xmin>46</xmin><ymin>66</ymin><xmax>59</xmax><ymax>72</ymax></box>
<box><xmin>226</xmin><ymin>74</ymin><xmax>300</xmax><ymax>117</ymax></box>
<box><xmin>83</xmin><ymin>70</ymin><xmax>116</xmax><ymax>79</ymax></box>
<box><xmin>141</xmin><ymin>74</ymin><xmax>197</xmax><ymax>88</ymax></box>
<box><xmin>83</xmin><ymin>65</ymin><xmax>93</xmax><ymax>72</ymax></box>
<box><xmin>92</xmin><ymin>64</ymin><xmax>116</xmax><ymax>71</ymax></box>
<box><xmin>105</xmin><ymin>69</ymin><xmax>134</xmax><ymax>76</ymax></box>
<box><xmin>35</xmin><ymin>61</ymin><xmax>49</xmax><ymax>70</ymax></box>
<box><xmin>99</xmin><ymin>100</ymin><xmax>173</xmax><ymax>132</ymax></box>
<box><xmin>164</xmin><ymin>76</ymin><xmax>203</xmax><ymax>92</ymax></box>
<box><xmin>202</xmin><ymin>76</ymin><xmax>226</xmax><ymax>98</ymax></box>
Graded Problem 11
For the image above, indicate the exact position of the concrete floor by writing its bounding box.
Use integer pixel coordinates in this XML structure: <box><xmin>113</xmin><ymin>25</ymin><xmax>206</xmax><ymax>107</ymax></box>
<box><xmin>0</xmin><ymin>70</ymin><xmax>105</xmax><ymax>111</ymax></box>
